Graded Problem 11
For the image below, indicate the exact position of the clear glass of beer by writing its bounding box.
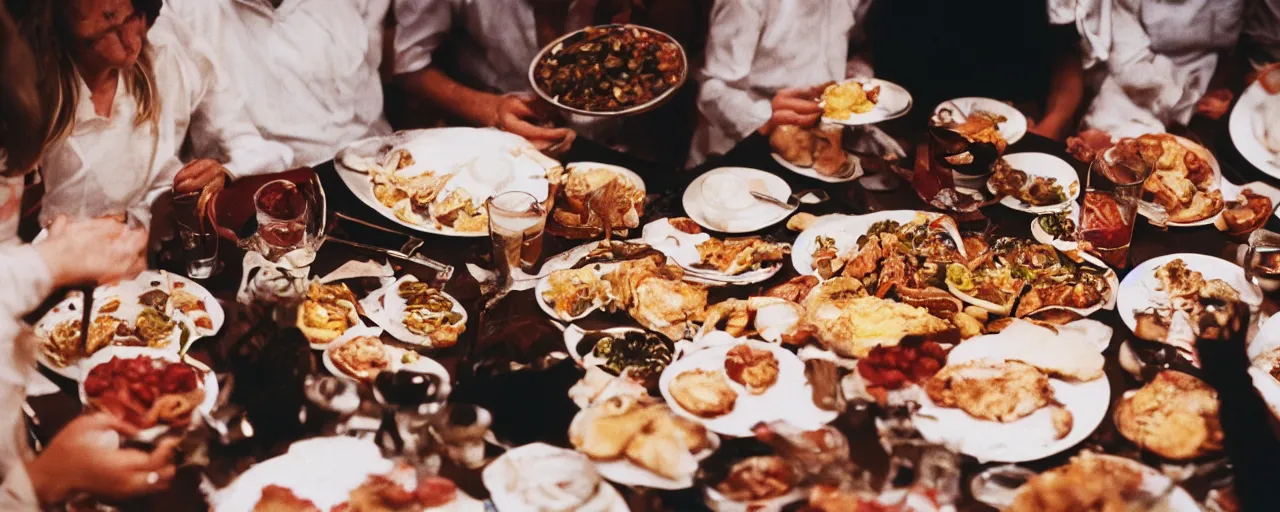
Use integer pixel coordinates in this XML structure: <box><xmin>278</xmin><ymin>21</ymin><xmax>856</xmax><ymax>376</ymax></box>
<box><xmin>487</xmin><ymin>191</ymin><xmax>548</xmax><ymax>289</ymax></box>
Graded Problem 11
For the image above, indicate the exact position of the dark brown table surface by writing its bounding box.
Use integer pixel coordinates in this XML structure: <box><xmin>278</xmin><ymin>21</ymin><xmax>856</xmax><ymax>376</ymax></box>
<box><xmin>26</xmin><ymin>113</ymin><xmax>1280</xmax><ymax>511</ymax></box>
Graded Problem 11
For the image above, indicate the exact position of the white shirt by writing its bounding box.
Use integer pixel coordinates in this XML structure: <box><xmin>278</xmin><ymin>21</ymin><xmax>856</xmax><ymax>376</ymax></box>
<box><xmin>688</xmin><ymin>0</ymin><xmax>868</xmax><ymax>167</ymax></box>
<box><xmin>36</xmin><ymin>13</ymin><xmax>293</xmax><ymax>227</ymax></box>
<box><xmin>1080</xmin><ymin>0</ymin><xmax>1245</xmax><ymax>137</ymax></box>
<box><xmin>0</xmin><ymin>243</ymin><xmax>52</xmax><ymax>512</ymax></box>
<box><xmin>393</xmin><ymin>0</ymin><xmax>576</xmax><ymax>94</ymax></box>
<box><xmin>164</xmin><ymin>0</ymin><xmax>393</xmax><ymax>168</ymax></box>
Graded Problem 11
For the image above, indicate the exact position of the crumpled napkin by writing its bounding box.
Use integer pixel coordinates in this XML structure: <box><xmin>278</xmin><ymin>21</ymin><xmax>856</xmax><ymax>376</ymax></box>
<box><xmin>320</xmin><ymin>259</ymin><xmax>394</xmax><ymax>284</ymax></box>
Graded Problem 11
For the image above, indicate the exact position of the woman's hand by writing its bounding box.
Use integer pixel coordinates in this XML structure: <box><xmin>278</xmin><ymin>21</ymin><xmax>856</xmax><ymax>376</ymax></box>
<box><xmin>173</xmin><ymin>159</ymin><xmax>228</xmax><ymax>194</ymax></box>
<box><xmin>494</xmin><ymin>94</ymin><xmax>576</xmax><ymax>154</ymax></box>
<box><xmin>38</xmin><ymin>216</ymin><xmax>147</xmax><ymax>287</ymax></box>
<box><xmin>759</xmin><ymin>83</ymin><xmax>832</xmax><ymax>136</ymax></box>
<box><xmin>25</xmin><ymin>414</ymin><xmax>180</xmax><ymax>505</ymax></box>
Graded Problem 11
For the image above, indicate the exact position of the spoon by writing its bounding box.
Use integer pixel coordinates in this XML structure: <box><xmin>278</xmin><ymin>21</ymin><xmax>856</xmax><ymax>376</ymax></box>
<box><xmin>750</xmin><ymin>189</ymin><xmax>831</xmax><ymax>210</ymax></box>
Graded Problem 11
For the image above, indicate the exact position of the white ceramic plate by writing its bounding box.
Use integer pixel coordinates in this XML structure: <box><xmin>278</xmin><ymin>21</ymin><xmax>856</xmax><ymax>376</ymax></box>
<box><xmin>1009</xmin><ymin>454</ymin><xmax>1200</xmax><ymax>511</ymax></box>
<box><xmin>34</xmin><ymin>270</ymin><xmax>225</xmax><ymax>380</ymax></box>
<box><xmin>819</xmin><ymin>79</ymin><xmax>913</xmax><ymax>126</ymax></box>
<box><xmin>659</xmin><ymin>335</ymin><xmax>837</xmax><ymax>438</ymax></box>
<box><xmin>564</xmin><ymin>325</ymin><xmax>649</xmax><ymax>367</ymax></box>
<box><xmin>482</xmin><ymin>443</ymin><xmax>629</xmax><ymax>512</ymax></box>
<box><xmin>569</xmin><ymin>407</ymin><xmax>720</xmax><ymax>490</ymax></box>
<box><xmin>564</xmin><ymin>162</ymin><xmax>647</xmax><ymax>194</ymax></box>
<box><xmin>211</xmin><ymin>437</ymin><xmax>485</xmax><ymax>512</ymax></box>
<box><xmin>323</xmin><ymin>326</ymin><xmax>451</xmax><ymax>388</ymax></box>
<box><xmin>683</xmin><ymin>168</ymin><xmax>793</xmax><ymax>234</ymax></box>
<box><xmin>78</xmin><ymin>346</ymin><xmax>218</xmax><ymax>440</ymax></box>
<box><xmin>1229</xmin><ymin>82</ymin><xmax>1280</xmax><ymax>181</ymax></box>
<box><xmin>987</xmin><ymin>153</ymin><xmax>1079</xmax><ymax>213</ymax></box>
<box><xmin>335</xmin><ymin>128</ymin><xmax>555</xmax><ymax>237</ymax></box>
<box><xmin>912</xmin><ymin>338</ymin><xmax>1110</xmax><ymax>463</ymax></box>
<box><xmin>1135</xmin><ymin>135</ymin><xmax>1224</xmax><ymax>228</ymax></box>
<box><xmin>1116</xmin><ymin>253</ymin><xmax>1261</xmax><ymax>335</ymax></box>
<box><xmin>641</xmin><ymin>218</ymin><xmax>786</xmax><ymax>285</ymax></box>
<box><xmin>769</xmin><ymin>152</ymin><xmax>864</xmax><ymax>183</ymax></box>
<box><xmin>932</xmin><ymin>97</ymin><xmax>1028</xmax><ymax>144</ymax></box>
<box><xmin>791</xmin><ymin>211</ymin><xmax>962</xmax><ymax>278</ymax></box>
<box><xmin>361</xmin><ymin>275</ymin><xmax>467</xmax><ymax>349</ymax></box>
<box><xmin>535</xmin><ymin>262</ymin><xmax>619</xmax><ymax>322</ymax></box>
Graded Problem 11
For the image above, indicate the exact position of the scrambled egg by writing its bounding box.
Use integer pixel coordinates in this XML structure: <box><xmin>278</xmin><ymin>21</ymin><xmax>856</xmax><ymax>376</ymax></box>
<box><xmin>822</xmin><ymin>82</ymin><xmax>877</xmax><ymax>120</ymax></box>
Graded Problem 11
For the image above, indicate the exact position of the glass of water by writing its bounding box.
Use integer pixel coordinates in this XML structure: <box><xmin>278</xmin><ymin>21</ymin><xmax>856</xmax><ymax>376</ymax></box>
<box><xmin>487</xmin><ymin>191</ymin><xmax>547</xmax><ymax>291</ymax></box>
<box><xmin>172</xmin><ymin>191</ymin><xmax>220</xmax><ymax>279</ymax></box>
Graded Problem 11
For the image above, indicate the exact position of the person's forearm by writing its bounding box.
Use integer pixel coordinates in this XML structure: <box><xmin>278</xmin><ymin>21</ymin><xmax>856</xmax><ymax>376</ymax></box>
<box><xmin>399</xmin><ymin>67</ymin><xmax>502</xmax><ymax>127</ymax></box>
<box><xmin>1042</xmin><ymin>49</ymin><xmax>1084</xmax><ymax>135</ymax></box>
<box><xmin>23</xmin><ymin>456</ymin><xmax>71</xmax><ymax>506</ymax></box>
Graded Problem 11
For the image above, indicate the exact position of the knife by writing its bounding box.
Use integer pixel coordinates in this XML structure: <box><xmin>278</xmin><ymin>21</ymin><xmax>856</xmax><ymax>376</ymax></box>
<box><xmin>325</xmin><ymin>236</ymin><xmax>454</xmax><ymax>282</ymax></box>
<box><xmin>334</xmin><ymin>212</ymin><xmax>426</xmax><ymax>256</ymax></box>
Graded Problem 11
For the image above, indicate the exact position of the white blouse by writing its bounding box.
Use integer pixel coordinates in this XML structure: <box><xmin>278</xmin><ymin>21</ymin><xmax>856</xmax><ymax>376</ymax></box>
<box><xmin>36</xmin><ymin>13</ymin><xmax>292</xmax><ymax>227</ymax></box>
<box><xmin>163</xmin><ymin>0</ymin><xmax>393</xmax><ymax>168</ymax></box>
<box><xmin>688</xmin><ymin>0</ymin><xmax>868</xmax><ymax>167</ymax></box>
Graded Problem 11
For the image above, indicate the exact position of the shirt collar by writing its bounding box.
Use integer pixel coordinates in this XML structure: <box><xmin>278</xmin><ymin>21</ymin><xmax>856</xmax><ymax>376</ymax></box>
<box><xmin>72</xmin><ymin>71</ymin><xmax>128</xmax><ymax>130</ymax></box>
<box><xmin>233</xmin><ymin>0</ymin><xmax>286</xmax><ymax>17</ymax></box>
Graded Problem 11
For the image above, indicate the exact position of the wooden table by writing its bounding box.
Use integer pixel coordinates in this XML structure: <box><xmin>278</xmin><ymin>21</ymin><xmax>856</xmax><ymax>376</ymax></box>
<box><xmin>27</xmin><ymin>119</ymin><xmax>1280</xmax><ymax>510</ymax></box>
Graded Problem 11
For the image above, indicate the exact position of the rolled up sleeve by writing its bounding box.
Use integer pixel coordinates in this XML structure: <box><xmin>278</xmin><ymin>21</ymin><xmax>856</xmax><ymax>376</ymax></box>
<box><xmin>393</xmin><ymin>0</ymin><xmax>454</xmax><ymax>76</ymax></box>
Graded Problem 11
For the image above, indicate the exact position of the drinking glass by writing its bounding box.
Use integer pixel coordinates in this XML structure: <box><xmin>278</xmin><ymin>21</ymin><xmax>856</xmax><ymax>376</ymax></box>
<box><xmin>1078</xmin><ymin>147</ymin><xmax>1153</xmax><ymax>268</ymax></box>
<box><xmin>172</xmin><ymin>191</ymin><xmax>220</xmax><ymax>279</ymax></box>
<box><xmin>1243</xmin><ymin>229</ymin><xmax>1280</xmax><ymax>340</ymax></box>
<box><xmin>253</xmin><ymin>180</ymin><xmax>309</xmax><ymax>261</ymax></box>
<box><xmin>487</xmin><ymin>191</ymin><xmax>548</xmax><ymax>288</ymax></box>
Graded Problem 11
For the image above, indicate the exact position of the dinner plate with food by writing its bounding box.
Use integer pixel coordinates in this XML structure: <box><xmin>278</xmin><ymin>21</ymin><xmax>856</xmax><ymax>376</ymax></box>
<box><xmin>213</xmin><ymin>436</ymin><xmax>481</xmax><ymax>512</ymax></box>
<box><xmin>791</xmin><ymin>210</ymin><xmax>964</xmax><ymax>279</ymax></box>
<box><xmin>944</xmin><ymin>236</ymin><xmax>1117</xmax><ymax>319</ymax></box>
<box><xmin>1117</xmin><ymin>254</ymin><xmax>1260</xmax><ymax>350</ymax></box>
<box><xmin>482</xmin><ymin>442</ymin><xmax>629</xmax><ymax>512</ymax></box>
<box><xmin>768</xmin><ymin>123</ymin><xmax>863</xmax><ymax>183</ymax></box>
<box><xmin>335</xmin><ymin>127</ymin><xmax>556</xmax><ymax>237</ymax></box>
<box><xmin>1114</xmin><ymin>370</ymin><xmax>1223</xmax><ymax>461</ymax></box>
<box><xmin>819</xmin><ymin>78</ymin><xmax>912</xmax><ymax>126</ymax></box>
<box><xmin>569</xmin><ymin>395</ymin><xmax>719</xmax><ymax>489</ymax></box>
<box><xmin>530</xmin><ymin>24</ymin><xmax>687</xmax><ymax>117</ymax></box>
<box><xmin>323</xmin><ymin>326</ymin><xmax>450</xmax><ymax>387</ymax></box>
<box><xmin>35</xmin><ymin>270</ymin><xmax>224</xmax><ymax>380</ymax></box>
<box><xmin>912</xmin><ymin>330</ymin><xmax>1110</xmax><ymax>463</ymax></box>
<box><xmin>642</xmin><ymin>218</ymin><xmax>790</xmax><ymax>285</ymax></box>
<box><xmin>538</xmin><ymin>263</ymin><xmax>618</xmax><ymax>322</ymax></box>
<box><xmin>683</xmin><ymin>167</ymin><xmax>794</xmax><ymax>233</ymax></box>
<box><xmin>986</xmin><ymin>452</ymin><xmax>1199</xmax><ymax>511</ymax></box>
<box><xmin>702</xmin><ymin>453</ymin><xmax>807</xmax><ymax>512</ymax></box>
<box><xmin>549</xmin><ymin>162</ymin><xmax>647</xmax><ymax>238</ymax></box>
<box><xmin>932</xmin><ymin>97</ymin><xmax>1028</xmax><ymax>145</ymax></box>
<box><xmin>565</xmin><ymin>325</ymin><xmax>673</xmax><ymax>386</ymax></box>
<box><xmin>361</xmin><ymin>276</ymin><xmax>466</xmax><ymax>350</ymax></box>
<box><xmin>297</xmin><ymin>281</ymin><xmax>365</xmax><ymax>350</ymax></box>
<box><xmin>79</xmin><ymin>346</ymin><xmax>217</xmax><ymax>441</ymax></box>
<box><xmin>986</xmin><ymin>153</ymin><xmax>1079</xmax><ymax>213</ymax></box>
<box><xmin>659</xmin><ymin>334</ymin><xmax>837</xmax><ymax>437</ymax></box>
<box><xmin>1228</xmin><ymin>80</ymin><xmax>1280</xmax><ymax>181</ymax></box>
<box><xmin>1112</xmin><ymin>134</ymin><xmax>1226</xmax><ymax>227</ymax></box>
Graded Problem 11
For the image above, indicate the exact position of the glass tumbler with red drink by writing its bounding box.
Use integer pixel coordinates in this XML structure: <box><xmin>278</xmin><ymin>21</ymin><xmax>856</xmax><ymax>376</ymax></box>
<box><xmin>1078</xmin><ymin>147</ymin><xmax>1154</xmax><ymax>268</ymax></box>
<box><xmin>254</xmin><ymin>180</ymin><xmax>310</xmax><ymax>260</ymax></box>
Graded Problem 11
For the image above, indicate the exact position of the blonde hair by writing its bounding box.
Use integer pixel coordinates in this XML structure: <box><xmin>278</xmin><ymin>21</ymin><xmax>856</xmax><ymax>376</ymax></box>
<box><xmin>10</xmin><ymin>0</ymin><xmax>160</xmax><ymax>148</ymax></box>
